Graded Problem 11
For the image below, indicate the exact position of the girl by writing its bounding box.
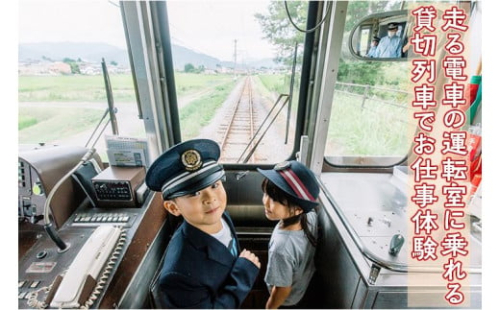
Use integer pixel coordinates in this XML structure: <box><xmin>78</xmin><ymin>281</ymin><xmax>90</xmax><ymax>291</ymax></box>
<box><xmin>257</xmin><ymin>160</ymin><xmax>320</xmax><ymax>309</ymax></box>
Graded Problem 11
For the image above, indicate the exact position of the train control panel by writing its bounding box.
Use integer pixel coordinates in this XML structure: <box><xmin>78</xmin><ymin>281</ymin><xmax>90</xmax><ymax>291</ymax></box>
<box><xmin>18</xmin><ymin>145</ymin><xmax>168</xmax><ymax>309</ymax></box>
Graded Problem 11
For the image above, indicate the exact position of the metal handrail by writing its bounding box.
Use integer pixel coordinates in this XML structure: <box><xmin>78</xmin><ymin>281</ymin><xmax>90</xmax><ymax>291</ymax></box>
<box><xmin>237</xmin><ymin>94</ymin><xmax>290</xmax><ymax>163</ymax></box>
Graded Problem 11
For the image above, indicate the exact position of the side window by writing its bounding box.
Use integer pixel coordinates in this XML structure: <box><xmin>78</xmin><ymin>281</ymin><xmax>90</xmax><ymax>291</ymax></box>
<box><xmin>164</xmin><ymin>1</ymin><xmax>308</xmax><ymax>164</ymax></box>
<box><xmin>18</xmin><ymin>0</ymin><xmax>140</xmax><ymax>161</ymax></box>
<box><xmin>325</xmin><ymin>1</ymin><xmax>411</xmax><ymax>166</ymax></box>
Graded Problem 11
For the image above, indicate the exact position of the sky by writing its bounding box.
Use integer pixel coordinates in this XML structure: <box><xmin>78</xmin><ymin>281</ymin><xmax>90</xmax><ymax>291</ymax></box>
<box><xmin>167</xmin><ymin>0</ymin><xmax>275</xmax><ymax>61</ymax></box>
<box><xmin>17</xmin><ymin>0</ymin><xmax>276</xmax><ymax>61</ymax></box>
<box><xmin>18</xmin><ymin>0</ymin><xmax>126</xmax><ymax>47</ymax></box>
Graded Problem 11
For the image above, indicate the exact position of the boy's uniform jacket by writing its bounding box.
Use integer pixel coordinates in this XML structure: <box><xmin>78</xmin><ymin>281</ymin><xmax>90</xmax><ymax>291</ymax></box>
<box><xmin>151</xmin><ymin>212</ymin><xmax>259</xmax><ymax>308</ymax></box>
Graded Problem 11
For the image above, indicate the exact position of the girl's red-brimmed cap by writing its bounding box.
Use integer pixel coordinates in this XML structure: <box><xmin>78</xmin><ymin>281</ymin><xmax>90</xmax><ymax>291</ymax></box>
<box><xmin>257</xmin><ymin>160</ymin><xmax>319</xmax><ymax>212</ymax></box>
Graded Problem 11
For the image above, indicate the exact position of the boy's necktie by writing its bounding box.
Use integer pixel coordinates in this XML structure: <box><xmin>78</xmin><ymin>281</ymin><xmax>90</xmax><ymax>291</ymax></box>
<box><xmin>228</xmin><ymin>238</ymin><xmax>238</xmax><ymax>256</ymax></box>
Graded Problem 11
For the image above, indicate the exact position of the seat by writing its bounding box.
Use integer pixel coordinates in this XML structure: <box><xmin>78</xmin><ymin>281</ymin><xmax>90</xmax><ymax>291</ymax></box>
<box><xmin>148</xmin><ymin>251</ymin><xmax>166</xmax><ymax>308</ymax></box>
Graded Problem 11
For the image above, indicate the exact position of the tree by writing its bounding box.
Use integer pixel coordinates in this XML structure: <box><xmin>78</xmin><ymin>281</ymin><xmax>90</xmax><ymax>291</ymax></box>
<box><xmin>338</xmin><ymin>1</ymin><xmax>406</xmax><ymax>87</ymax></box>
<box><xmin>63</xmin><ymin>57</ymin><xmax>76</xmax><ymax>63</ymax></box>
<box><xmin>255</xmin><ymin>1</ymin><xmax>307</xmax><ymax>66</ymax></box>
<box><xmin>337</xmin><ymin>58</ymin><xmax>383</xmax><ymax>86</ymax></box>
<box><xmin>256</xmin><ymin>1</ymin><xmax>404</xmax><ymax>87</ymax></box>
<box><xmin>343</xmin><ymin>1</ymin><xmax>401</xmax><ymax>32</ymax></box>
<box><xmin>184</xmin><ymin>63</ymin><xmax>195</xmax><ymax>73</ymax></box>
<box><xmin>63</xmin><ymin>58</ymin><xmax>80</xmax><ymax>74</ymax></box>
<box><xmin>68</xmin><ymin>62</ymin><xmax>81</xmax><ymax>74</ymax></box>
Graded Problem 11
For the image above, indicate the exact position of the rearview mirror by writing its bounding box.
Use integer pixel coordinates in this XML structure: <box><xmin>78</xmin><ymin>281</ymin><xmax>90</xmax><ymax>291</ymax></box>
<box><xmin>349</xmin><ymin>10</ymin><xmax>409</xmax><ymax>61</ymax></box>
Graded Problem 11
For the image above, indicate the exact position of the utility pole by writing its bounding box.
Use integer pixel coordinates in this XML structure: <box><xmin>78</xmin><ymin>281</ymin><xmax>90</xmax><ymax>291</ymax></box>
<box><xmin>233</xmin><ymin>39</ymin><xmax>237</xmax><ymax>74</ymax></box>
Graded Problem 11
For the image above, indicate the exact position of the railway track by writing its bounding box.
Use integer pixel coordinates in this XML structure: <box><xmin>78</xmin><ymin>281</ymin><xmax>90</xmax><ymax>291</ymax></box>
<box><xmin>218</xmin><ymin>76</ymin><xmax>261</xmax><ymax>163</ymax></box>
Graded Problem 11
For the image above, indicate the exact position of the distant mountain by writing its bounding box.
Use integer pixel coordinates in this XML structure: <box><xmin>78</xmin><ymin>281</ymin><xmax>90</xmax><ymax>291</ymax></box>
<box><xmin>171</xmin><ymin>45</ymin><xmax>222</xmax><ymax>70</ymax></box>
<box><xmin>18</xmin><ymin>42</ymin><xmax>279</xmax><ymax>70</ymax></box>
<box><xmin>19</xmin><ymin>42</ymin><xmax>129</xmax><ymax>66</ymax></box>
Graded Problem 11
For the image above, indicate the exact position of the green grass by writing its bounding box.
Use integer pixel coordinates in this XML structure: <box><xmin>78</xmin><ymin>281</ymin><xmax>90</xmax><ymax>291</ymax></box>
<box><xmin>327</xmin><ymin>92</ymin><xmax>409</xmax><ymax>156</ymax></box>
<box><xmin>257</xmin><ymin>73</ymin><xmax>410</xmax><ymax>156</ymax></box>
<box><xmin>18</xmin><ymin>75</ymin><xmax>137</xmax><ymax>102</ymax></box>
<box><xmin>18</xmin><ymin>73</ymin><xmax>239</xmax><ymax>144</ymax></box>
<box><xmin>174</xmin><ymin>73</ymin><xmax>234</xmax><ymax>96</ymax></box>
<box><xmin>18</xmin><ymin>72</ymin><xmax>411</xmax><ymax>158</ymax></box>
<box><xmin>19</xmin><ymin>116</ymin><xmax>39</xmax><ymax>130</ymax></box>
<box><xmin>18</xmin><ymin>107</ymin><xmax>104</xmax><ymax>144</ymax></box>
<box><xmin>258</xmin><ymin>74</ymin><xmax>289</xmax><ymax>94</ymax></box>
<box><xmin>257</xmin><ymin>73</ymin><xmax>300</xmax><ymax>115</ymax></box>
<box><xmin>18</xmin><ymin>73</ymin><xmax>237</xmax><ymax>103</ymax></box>
<box><xmin>179</xmin><ymin>81</ymin><xmax>238</xmax><ymax>140</ymax></box>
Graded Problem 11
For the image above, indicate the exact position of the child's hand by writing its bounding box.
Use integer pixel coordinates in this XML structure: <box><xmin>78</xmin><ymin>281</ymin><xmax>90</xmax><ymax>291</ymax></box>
<box><xmin>239</xmin><ymin>249</ymin><xmax>261</xmax><ymax>268</ymax></box>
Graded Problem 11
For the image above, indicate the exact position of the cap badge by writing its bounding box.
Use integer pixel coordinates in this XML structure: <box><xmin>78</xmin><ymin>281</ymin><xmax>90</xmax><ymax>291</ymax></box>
<box><xmin>274</xmin><ymin>161</ymin><xmax>291</xmax><ymax>171</ymax></box>
<box><xmin>181</xmin><ymin>149</ymin><xmax>202</xmax><ymax>171</ymax></box>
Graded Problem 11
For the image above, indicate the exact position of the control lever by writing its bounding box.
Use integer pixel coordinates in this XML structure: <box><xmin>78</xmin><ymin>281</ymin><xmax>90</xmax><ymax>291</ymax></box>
<box><xmin>389</xmin><ymin>234</ymin><xmax>404</xmax><ymax>256</ymax></box>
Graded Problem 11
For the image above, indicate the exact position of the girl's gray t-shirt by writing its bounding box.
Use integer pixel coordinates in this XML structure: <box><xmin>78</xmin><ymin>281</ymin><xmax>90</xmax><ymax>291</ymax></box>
<box><xmin>265</xmin><ymin>211</ymin><xmax>318</xmax><ymax>306</ymax></box>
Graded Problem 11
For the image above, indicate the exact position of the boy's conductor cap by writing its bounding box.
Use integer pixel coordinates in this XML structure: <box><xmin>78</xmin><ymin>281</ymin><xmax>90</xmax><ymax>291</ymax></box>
<box><xmin>146</xmin><ymin>139</ymin><xmax>225</xmax><ymax>200</ymax></box>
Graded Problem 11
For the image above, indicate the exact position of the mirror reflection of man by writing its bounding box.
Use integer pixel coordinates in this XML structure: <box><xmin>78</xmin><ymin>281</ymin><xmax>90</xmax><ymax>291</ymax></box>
<box><xmin>375</xmin><ymin>23</ymin><xmax>402</xmax><ymax>58</ymax></box>
<box><xmin>366</xmin><ymin>36</ymin><xmax>380</xmax><ymax>58</ymax></box>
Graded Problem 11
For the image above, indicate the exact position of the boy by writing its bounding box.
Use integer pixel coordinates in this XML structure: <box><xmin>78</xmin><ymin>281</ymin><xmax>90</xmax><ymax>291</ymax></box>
<box><xmin>146</xmin><ymin>139</ymin><xmax>261</xmax><ymax>308</ymax></box>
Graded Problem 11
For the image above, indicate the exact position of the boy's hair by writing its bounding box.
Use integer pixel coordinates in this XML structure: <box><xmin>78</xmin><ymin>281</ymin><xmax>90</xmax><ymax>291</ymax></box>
<box><xmin>262</xmin><ymin>178</ymin><xmax>317</xmax><ymax>247</ymax></box>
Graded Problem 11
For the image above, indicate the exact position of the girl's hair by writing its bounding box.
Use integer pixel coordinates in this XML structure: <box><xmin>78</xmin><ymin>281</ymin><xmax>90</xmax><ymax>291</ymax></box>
<box><xmin>262</xmin><ymin>178</ymin><xmax>317</xmax><ymax>247</ymax></box>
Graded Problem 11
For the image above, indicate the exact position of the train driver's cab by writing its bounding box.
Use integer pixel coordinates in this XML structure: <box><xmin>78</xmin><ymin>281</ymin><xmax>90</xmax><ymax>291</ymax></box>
<box><xmin>17</xmin><ymin>1</ymin><xmax>483</xmax><ymax>309</ymax></box>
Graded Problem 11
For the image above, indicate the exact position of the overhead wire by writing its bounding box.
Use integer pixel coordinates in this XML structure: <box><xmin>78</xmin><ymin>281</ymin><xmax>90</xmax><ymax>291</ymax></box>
<box><xmin>284</xmin><ymin>1</ymin><xmax>333</xmax><ymax>34</ymax></box>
